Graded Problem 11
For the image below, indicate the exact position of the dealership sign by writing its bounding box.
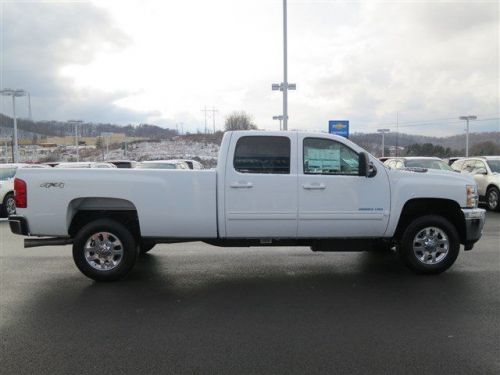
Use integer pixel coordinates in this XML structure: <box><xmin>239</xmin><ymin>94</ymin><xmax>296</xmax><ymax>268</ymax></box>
<box><xmin>328</xmin><ymin>120</ymin><xmax>349</xmax><ymax>138</ymax></box>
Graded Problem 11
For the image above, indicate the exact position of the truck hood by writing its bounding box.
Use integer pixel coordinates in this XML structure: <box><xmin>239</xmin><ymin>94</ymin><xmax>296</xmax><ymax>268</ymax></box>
<box><xmin>387</xmin><ymin>167</ymin><xmax>476</xmax><ymax>185</ymax></box>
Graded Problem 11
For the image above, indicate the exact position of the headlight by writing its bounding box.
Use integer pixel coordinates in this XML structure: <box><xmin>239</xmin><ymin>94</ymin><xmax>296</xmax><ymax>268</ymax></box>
<box><xmin>466</xmin><ymin>185</ymin><xmax>478</xmax><ymax>208</ymax></box>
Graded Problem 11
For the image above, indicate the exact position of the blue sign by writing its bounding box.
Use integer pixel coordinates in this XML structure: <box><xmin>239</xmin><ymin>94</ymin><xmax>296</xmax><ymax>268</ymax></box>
<box><xmin>328</xmin><ymin>120</ymin><xmax>349</xmax><ymax>138</ymax></box>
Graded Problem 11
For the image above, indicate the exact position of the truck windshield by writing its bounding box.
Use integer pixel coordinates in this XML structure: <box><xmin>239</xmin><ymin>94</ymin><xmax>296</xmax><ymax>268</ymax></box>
<box><xmin>487</xmin><ymin>160</ymin><xmax>500</xmax><ymax>173</ymax></box>
<box><xmin>0</xmin><ymin>168</ymin><xmax>17</xmax><ymax>180</ymax></box>
<box><xmin>405</xmin><ymin>159</ymin><xmax>454</xmax><ymax>171</ymax></box>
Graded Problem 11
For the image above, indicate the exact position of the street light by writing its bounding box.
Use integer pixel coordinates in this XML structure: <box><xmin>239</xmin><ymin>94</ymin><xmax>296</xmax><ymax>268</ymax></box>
<box><xmin>68</xmin><ymin>120</ymin><xmax>83</xmax><ymax>162</ymax></box>
<box><xmin>0</xmin><ymin>88</ymin><xmax>27</xmax><ymax>162</ymax></box>
<box><xmin>271</xmin><ymin>0</ymin><xmax>296</xmax><ymax>131</ymax></box>
<box><xmin>377</xmin><ymin>129</ymin><xmax>390</xmax><ymax>157</ymax></box>
<box><xmin>459</xmin><ymin>115</ymin><xmax>477</xmax><ymax>157</ymax></box>
<box><xmin>101</xmin><ymin>132</ymin><xmax>113</xmax><ymax>160</ymax></box>
<box><xmin>272</xmin><ymin>115</ymin><xmax>284</xmax><ymax>131</ymax></box>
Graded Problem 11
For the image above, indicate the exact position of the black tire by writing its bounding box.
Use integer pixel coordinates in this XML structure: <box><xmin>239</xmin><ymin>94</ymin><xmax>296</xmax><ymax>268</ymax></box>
<box><xmin>72</xmin><ymin>219</ymin><xmax>138</xmax><ymax>282</ymax></box>
<box><xmin>1</xmin><ymin>193</ymin><xmax>16</xmax><ymax>217</ymax></box>
<box><xmin>398</xmin><ymin>215</ymin><xmax>460</xmax><ymax>274</ymax></box>
<box><xmin>486</xmin><ymin>187</ymin><xmax>500</xmax><ymax>211</ymax></box>
<box><xmin>139</xmin><ymin>240</ymin><xmax>156</xmax><ymax>254</ymax></box>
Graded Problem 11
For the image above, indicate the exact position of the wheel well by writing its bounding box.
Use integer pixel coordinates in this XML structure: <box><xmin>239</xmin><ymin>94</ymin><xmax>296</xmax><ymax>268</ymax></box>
<box><xmin>3</xmin><ymin>191</ymin><xmax>14</xmax><ymax>200</ymax></box>
<box><xmin>68</xmin><ymin>210</ymin><xmax>140</xmax><ymax>239</ymax></box>
<box><xmin>395</xmin><ymin>198</ymin><xmax>466</xmax><ymax>244</ymax></box>
<box><xmin>486</xmin><ymin>184</ymin><xmax>499</xmax><ymax>193</ymax></box>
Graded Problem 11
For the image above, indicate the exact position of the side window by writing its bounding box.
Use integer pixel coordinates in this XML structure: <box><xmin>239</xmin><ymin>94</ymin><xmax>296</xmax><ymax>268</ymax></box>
<box><xmin>473</xmin><ymin>161</ymin><xmax>486</xmax><ymax>172</ymax></box>
<box><xmin>234</xmin><ymin>136</ymin><xmax>290</xmax><ymax>174</ymax></box>
<box><xmin>303</xmin><ymin>138</ymin><xmax>359</xmax><ymax>175</ymax></box>
<box><xmin>462</xmin><ymin>160</ymin><xmax>475</xmax><ymax>173</ymax></box>
<box><xmin>396</xmin><ymin>161</ymin><xmax>405</xmax><ymax>169</ymax></box>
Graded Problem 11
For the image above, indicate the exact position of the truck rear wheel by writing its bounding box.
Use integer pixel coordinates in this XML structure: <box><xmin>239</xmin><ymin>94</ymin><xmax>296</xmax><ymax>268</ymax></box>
<box><xmin>398</xmin><ymin>215</ymin><xmax>460</xmax><ymax>274</ymax></box>
<box><xmin>72</xmin><ymin>219</ymin><xmax>138</xmax><ymax>282</ymax></box>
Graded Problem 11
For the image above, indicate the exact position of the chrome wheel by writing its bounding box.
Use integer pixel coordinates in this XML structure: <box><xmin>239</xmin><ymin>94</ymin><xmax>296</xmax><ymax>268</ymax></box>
<box><xmin>488</xmin><ymin>189</ymin><xmax>498</xmax><ymax>210</ymax></box>
<box><xmin>84</xmin><ymin>232</ymin><xmax>124</xmax><ymax>271</ymax></box>
<box><xmin>412</xmin><ymin>227</ymin><xmax>449</xmax><ymax>265</ymax></box>
<box><xmin>5</xmin><ymin>196</ymin><xmax>16</xmax><ymax>216</ymax></box>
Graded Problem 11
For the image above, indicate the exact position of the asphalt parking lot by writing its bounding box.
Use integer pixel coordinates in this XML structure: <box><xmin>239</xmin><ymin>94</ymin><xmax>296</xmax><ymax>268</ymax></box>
<box><xmin>1</xmin><ymin>212</ymin><xmax>499</xmax><ymax>375</ymax></box>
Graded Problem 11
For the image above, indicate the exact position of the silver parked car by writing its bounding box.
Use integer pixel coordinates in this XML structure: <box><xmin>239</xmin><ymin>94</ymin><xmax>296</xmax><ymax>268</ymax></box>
<box><xmin>135</xmin><ymin>160</ymin><xmax>190</xmax><ymax>170</ymax></box>
<box><xmin>384</xmin><ymin>157</ymin><xmax>455</xmax><ymax>172</ymax></box>
<box><xmin>451</xmin><ymin>156</ymin><xmax>500</xmax><ymax>211</ymax></box>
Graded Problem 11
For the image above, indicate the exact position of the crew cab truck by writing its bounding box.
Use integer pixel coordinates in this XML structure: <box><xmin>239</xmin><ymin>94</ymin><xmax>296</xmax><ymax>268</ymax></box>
<box><xmin>9</xmin><ymin>131</ymin><xmax>485</xmax><ymax>281</ymax></box>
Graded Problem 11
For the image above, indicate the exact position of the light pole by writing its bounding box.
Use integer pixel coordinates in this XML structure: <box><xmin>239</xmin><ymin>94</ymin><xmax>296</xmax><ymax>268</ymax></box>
<box><xmin>377</xmin><ymin>129</ymin><xmax>390</xmax><ymax>157</ymax></box>
<box><xmin>101</xmin><ymin>132</ymin><xmax>113</xmax><ymax>160</ymax></box>
<box><xmin>1</xmin><ymin>88</ymin><xmax>27</xmax><ymax>162</ymax></box>
<box><xmin>69</xmin><ymin>120</ymin><xmax>82</xmax><ymax>162</ymax></box>
<box><xmin>272</xmin><ymin>0</ymin><xmax>296</xmax><ymax>131</ymax></box>
<box><xmin>273</xmin><ymin>115</ymin><xmax>284</xmax><ymax>131</ymax></box>
<box><xmin>459</xmin><ymin>115</ymin><xmax>477</xmax><ymax>157</ymax></box>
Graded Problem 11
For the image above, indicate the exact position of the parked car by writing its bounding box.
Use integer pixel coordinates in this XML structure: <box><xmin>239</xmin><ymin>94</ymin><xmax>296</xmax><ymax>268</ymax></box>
<box><xmin>136</xmin><ymin>160</ymin><xmax>190</xmax><ymax>169</ymax></box>
<box><xmin>451</xmin><ymin>156</ymin><xmax>500</xmax><ymax>211</ymax></box>
<box><xmin>384</xmin><ymin>157</ymin><xmax>456</xmax><ymax>172</ymax></box>
<box><xmin>55</xmin><ymin>162</ymin><xmax>117</xmax><ymax>168</ymax></box>
<box><xmin>9</xmin><ymin>131</ymin><xmax>485</xmax><ymax>281</ymax></box>
<box><xmin>108</xmin><ymin>160</ymin><xmax>138</xmax><ymax>169</ymax></box>
<box><xmin>168</xmin><ymin>159</ymin><xmax>203</xmax><ymax>170</ymax></box>
<box><xmin>445</xmin><ymin>157</ymin><xmax>462</xmax><ymax>166</ymax></box>
<box><xmin>0</xmin><ymin>163</ymin><xmax>49</xmax><ymax>216</ymax></box>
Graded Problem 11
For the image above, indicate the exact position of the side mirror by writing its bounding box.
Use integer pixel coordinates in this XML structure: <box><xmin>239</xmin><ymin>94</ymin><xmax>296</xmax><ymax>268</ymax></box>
<box><xmin>475</xmin><ymin>168</ymin><xmax>487</xmax><ymax>175</ymax></box>
<box><xmin>358</xmin><ymin>152</ymin><xmax>370</xmax><ymax>177</ymax></box>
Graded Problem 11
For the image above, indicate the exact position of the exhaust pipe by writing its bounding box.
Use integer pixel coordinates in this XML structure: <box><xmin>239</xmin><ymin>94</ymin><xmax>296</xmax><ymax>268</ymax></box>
<box><xmin>24</xmin><ymin>237</ymin><xmax>73</xmax><ymax>248</ymax></box>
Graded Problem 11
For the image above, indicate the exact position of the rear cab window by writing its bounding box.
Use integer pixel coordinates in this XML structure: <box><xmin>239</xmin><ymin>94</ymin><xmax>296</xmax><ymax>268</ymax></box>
<box><xmin>233</xmin><ymin>136</ymin><xmax>290</xmax><ymax>174</ymax></box>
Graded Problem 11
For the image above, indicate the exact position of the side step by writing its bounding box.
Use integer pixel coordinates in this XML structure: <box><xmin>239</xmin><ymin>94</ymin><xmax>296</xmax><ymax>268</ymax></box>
<box><xmin>24</xmin><ymin>237</ymin><xmax>73</xmax><ymax>248</ymax></box>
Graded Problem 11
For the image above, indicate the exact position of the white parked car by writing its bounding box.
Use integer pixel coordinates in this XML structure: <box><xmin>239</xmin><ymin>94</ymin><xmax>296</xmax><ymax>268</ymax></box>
<box><xmin>384</xmin><ymin>157</ymin><xmax>456</xmax><ymax>172</ymax></box>
<box><xmin>451</xmin><ymin>156</ymin><xmax>500</xmax><ymax>211</ymax></box>
<box><xmin>135</xmin><ymin>160</ymin><xmax>190</xmax><ymax>170</ymax></box>
<box><xmin>0</xmin><ymin>163</ymin><xmax>49</xmax><ymax>216</ymax></box>
<box><xmin>9</xmin><ymin>131</ymin><xmax>485</xmax><ymax>281</ymax></box>
<box><xmin>55</xmin><ymin>162</ymin><xmax>117</xmax><ymax>169</ymax></box>
<box><xmin>168</xmin><ymin>159</ymin><xmax>203</xmax><ymax>170</ymax></box>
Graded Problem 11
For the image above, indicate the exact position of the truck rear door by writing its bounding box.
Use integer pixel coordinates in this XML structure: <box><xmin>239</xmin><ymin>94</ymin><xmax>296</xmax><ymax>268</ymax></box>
<box><xmin>224</xmin><ymin>133</ymin><xmax>298</xmax><ymax>238</ymax></box>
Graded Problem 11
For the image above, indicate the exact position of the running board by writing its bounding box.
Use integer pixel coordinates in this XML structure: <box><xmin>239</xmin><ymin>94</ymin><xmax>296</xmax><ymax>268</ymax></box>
<box><xmin>24</xmin><ymin>237</ymin><xmax>73</xmax><ymax>248</ymax></box>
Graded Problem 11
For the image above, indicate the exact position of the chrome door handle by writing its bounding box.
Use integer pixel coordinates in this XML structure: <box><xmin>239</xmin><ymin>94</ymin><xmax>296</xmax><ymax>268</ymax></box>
<box><xmin>302</xmin><ymin>183</ymin><xmax>326</xmax><ymax>190</ymax></box>
<box><xmin>230</xmin><ymin>181</ymin><xmax>253</xmax><ymax>188</ymax></box>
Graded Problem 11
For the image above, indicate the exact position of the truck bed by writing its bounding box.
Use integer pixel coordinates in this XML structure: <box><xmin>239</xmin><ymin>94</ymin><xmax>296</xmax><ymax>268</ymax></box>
<box><xmin>15</xmin><ymin>168</ymin><xmax>218</xmax><ymax>238</ymax></box>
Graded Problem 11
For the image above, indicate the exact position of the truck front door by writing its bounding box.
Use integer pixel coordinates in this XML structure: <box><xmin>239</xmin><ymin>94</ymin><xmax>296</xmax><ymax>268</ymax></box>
<box><xmin>224</xmin><ymin>133</ymin><xmax>298</xmax><ymax>238</ymax></box>
<box><xmin>297</xmin><ymin>135</ymin><xmax>390</xmax><ymax>237</ymax></box>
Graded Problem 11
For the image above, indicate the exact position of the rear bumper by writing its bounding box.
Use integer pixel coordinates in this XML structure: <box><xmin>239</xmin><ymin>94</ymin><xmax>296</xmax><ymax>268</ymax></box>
<box><xmin>461</xmin><ymin>208</ymin><xmax>486</xmax><ymax>250</ymax></box>
<box><xmin>8</xmin><ymin>215</ymin><xmax>30</xmax><ymax>236</ymax></box>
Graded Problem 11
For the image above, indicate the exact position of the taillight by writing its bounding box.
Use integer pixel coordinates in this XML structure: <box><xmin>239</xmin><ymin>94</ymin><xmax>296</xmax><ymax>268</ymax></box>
<box><xmin>14</xmin><ymin>178</ymin><xmax>27</xmax><ymax>208</ymax></box>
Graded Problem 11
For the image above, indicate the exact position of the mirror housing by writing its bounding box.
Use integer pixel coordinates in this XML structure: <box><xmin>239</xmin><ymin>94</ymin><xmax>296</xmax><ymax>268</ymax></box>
<box><xmin>358</xmin><ymin>152</ymin><xmax>370</xmax><ymax>177</ymax></box>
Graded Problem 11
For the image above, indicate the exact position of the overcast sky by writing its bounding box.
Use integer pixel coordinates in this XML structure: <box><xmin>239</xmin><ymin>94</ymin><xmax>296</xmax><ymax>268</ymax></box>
<box><xmin>0</xmin><ymin>0</ymin><xmax>498</xmax><ymax>136</ymax></box>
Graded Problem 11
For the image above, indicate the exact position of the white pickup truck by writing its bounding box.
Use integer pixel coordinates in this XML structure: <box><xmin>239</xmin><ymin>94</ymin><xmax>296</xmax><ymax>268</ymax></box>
<box><xmin>9</xmin><ymin>131</ymin><xmax>485</xmax><ymax>281</ymax></box>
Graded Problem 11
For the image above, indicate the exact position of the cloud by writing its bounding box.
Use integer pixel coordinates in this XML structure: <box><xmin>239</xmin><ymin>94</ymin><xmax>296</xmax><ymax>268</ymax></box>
<box><xmin>0</xmin><ymin>0</ymin><xmax>498</xmax><ymax>136</ymax></box>
<box><xmin>0</xmin><ymin>1</ymin><xmax>152</xmax><ymax>123</ymax></box>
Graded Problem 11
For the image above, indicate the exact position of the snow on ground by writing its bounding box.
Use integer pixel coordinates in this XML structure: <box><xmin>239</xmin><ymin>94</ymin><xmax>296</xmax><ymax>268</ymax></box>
<box><xmin>91</xmin><ymin>139</ymin><xmax>220</xmax><ymax>167</ymax></box>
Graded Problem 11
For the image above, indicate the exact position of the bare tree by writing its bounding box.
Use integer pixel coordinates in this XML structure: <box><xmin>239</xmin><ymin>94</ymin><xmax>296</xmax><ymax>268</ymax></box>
<box><xmin>224</xmin><ymin>111</ymin><xmax>257</xmax><ymax>131</ymax></box>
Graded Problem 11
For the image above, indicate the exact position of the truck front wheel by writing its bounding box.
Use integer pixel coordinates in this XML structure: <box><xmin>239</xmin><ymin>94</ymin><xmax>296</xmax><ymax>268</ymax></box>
<box><xmin>72</xmin><ymin>219</ymin><xmax>138</xmax><ymax>282</ymax></box>
<box><xmin>398</xmin><ymin>215</ymin><xmax>460</xmax><ymax>274</ymax></box>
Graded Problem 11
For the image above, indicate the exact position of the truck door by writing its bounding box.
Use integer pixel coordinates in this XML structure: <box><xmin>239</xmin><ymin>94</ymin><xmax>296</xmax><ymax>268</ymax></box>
<box><xmin>297</xmin><ymin>135</ymin><xmax>390</xmax><ymax>237</ymax></box>
<box><xmin>224</xmin><ymin>133</ymin><xmax>298</xmax><ymax>238</ymax></box>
